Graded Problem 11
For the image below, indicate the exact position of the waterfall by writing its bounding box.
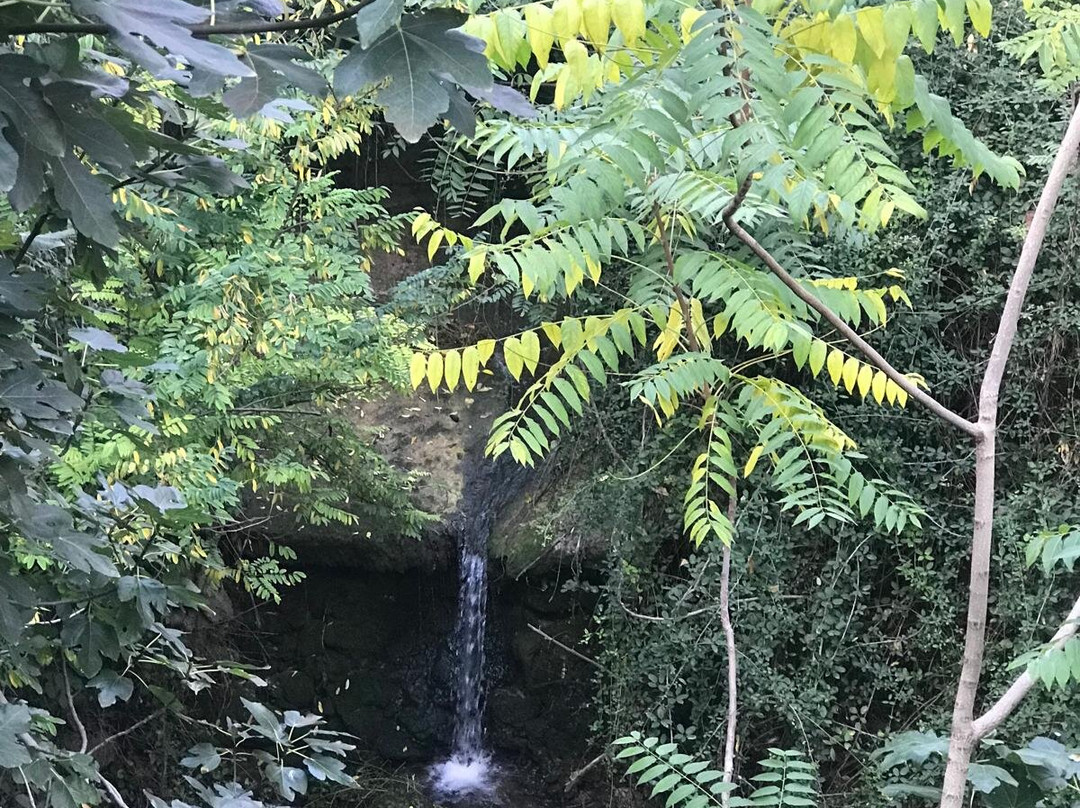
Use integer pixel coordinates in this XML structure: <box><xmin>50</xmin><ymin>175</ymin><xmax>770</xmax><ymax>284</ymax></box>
<box><xmin>452</xmin><ymin>541</ymin><xmax>489</xmax><ymax>758</ymax></box>
<box><xmin>431</xmin><ymin>455</ymin><xmax>529</xmax><ymax>800</ymax></box>
<box><xmin>431</xmin><ymin>512</ymin><xmax>496</xmax><ymax>798</ymax></box>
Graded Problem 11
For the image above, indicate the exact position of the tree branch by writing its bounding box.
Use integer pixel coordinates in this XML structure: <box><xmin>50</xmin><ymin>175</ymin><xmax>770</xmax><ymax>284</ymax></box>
<box><xmin>0</xmin><ymin>2</ymin><xmax>372</xmax><ymax>36</ymax></box>
<box><xmin>97</xmin><ymin>773</ymin><xmax>133</xmax><ymax>808</ymax></box>
<box><xmin>62</xmin><ymin>660</ymin><xmax>88</xmax><ymax>755</ymax></box>
<box><xmin>564</xmin><ymin>751</ymin><xmax>606</xmax><ymax>792</ymax></box>
<box><xmin>527</xmin><ymin>623</ymin><xmax>605</xmax><ymax>670</ymax></box>
<box><xmin>971</xmin><ymin>592</ymin><xmax>1080</xmax><ymax>741</ymax></box>
<box><xmin>89</xmin><ymin>707</ymin><xmax>168</xmax><ymax>755</ymax></box>
<box><xmin>13</xmin><ymin>210</ymin><xmax>51</xmax><ymax>267</ymax></box>
<box><xmin>720</xmin><ymin>179</ymin><xmax>981</xmax><ymax>439</ymax></box>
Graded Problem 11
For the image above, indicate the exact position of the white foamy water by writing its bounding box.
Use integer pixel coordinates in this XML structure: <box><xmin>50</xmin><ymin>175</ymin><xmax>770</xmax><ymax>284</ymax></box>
<box><xmin>431</xmin><ymin>753</ymin><xmax>496</xmax><ymax>798</ymax></box>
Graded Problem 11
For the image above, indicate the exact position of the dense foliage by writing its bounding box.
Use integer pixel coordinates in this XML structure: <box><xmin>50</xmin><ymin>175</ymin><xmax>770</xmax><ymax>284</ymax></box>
<box><xmin>0</xmin><ymin>0</ymin><xmax>1078</xmax><ymax>806</ymax></box>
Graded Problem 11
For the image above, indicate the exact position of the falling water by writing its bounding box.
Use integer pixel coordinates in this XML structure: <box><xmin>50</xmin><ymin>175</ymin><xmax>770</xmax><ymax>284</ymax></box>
<box><xmin>431</xmin><ymin>518</ymin><xmax>496</xmax><ymax>798</ymax></box>
<box><xmin>431</xmin><ymin>456</ymin><xmax>530</xmax><ymax>801</ymax></box>
<box><xmin>452</xmin><ymin>542</ymin><xmax>489</xmax><ymax>758</ymax></box>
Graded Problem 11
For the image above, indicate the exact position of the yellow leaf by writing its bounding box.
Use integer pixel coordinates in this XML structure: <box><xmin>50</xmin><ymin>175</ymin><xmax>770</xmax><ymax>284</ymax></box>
<box><xmin>744</xmin><ymin>445</ymin><xmax>764</xmax><ymax>478</ymax></box>
<box><xmin>504</xmin><ymin>336</ymin><xmax>524</xmax><ymax>379</ymax></box>
<box><xmin>427</xmin><ymin>228</ymin><xmax>444</xmax><ymax>261</ymax></box>
<box><xmin>522</xmin><ymin>269</ymin><xmax>536</xmax><ymax>298</ymax></box>
<box><xmin>565</xmin><ymin>260</ymin><xmax>585</xmax><ymax>295</ymax></box>
<box><xmin>586</xmin><ymin>256</ymin><xmax>602</xmax><ymax>283</ymax></box>
<box><xmin>520</xmin><ymin>330</ymin><xmax>541</xmax><ymax>373</ymax></box>
<box><xmin>680</xmin><ymin>7</ymin><xmax>705</xmax><ymax>42</ymax></box>
<box><xmin>896</xmin><ymin>383</ymin><xmax>909</xmax><ymax>407</ymax></box>
<box><xmin>880</xmin><ymin>200</ymin><xmax>895</xmax><ymax>227</ymax></box>
<box><xmin>444</xmin><ymin>349</ymin><xmax>462</xmax><ymax>392</ymax></box>
<box><xmin>690</xmin><ymin>297</ymin><xmax>711</xmax><ymax>351</ymax></box>
<box><xmin>552</xmin><ymin>0</ymin><xmax>582</xmax><ymax>44</ymax></box>
<box><xmin>426</xmin><ymin>352</ymin><xmax>444</xmax><ymax>393</ymax></box>
<box><xmin>581</xmin><ymin>0</ymin><xmax>611</xmax><ymax>48</ymax></box>
<box><xmin>411</xmin><ymin>211</ymin><xmax>432</xmax><ymax>238</ymax></box>
<box><xmin>611</xmin><ymin>0</ymin><xmax>645</xmax><ymax>45</ymax></box>
<box><xmin>409</xmin><ymin>352</ymin><xmax>427</xmax><ymax>389</ymax></box>
<box><xmin>553</xmin><ymin>64</ymin><xmax>571</xmax><ymax>109</ymax></box>
<box><xmin>809</xmin><ymin>339</ymin><xmax>828</xmax><ymax>376</ymax></box>
<box><xmin>884</xmin><ymin>377</ymin><xmax>900</xmax><ymax>406</ymax></box>
<box><xmin>842</xmin><ymin>355</ymin><xmax>860</xmax><ymax>392</ymax></box>
<box><xmin>831</xmin><ymin>14</ymin><xmax>858</xmax><ymax>63</ymax></box>
<box><xmin>468</xmin><ymin>250</ymin><xmax>487</xmax><ymax>283</ymax></box>
<box><xmin>524</xmin><ymin>3</ymin><xmax>555</xmax><ymax>67</ymax></box>
<box><xmin>713</xmin><ymin>312</ymin><xmax>730</xmax><ymax>337</ymax></box>
<box><xmin>827</xmin><ymin>349</ymin><xmax>845</xmax><ymax>385</ymax></box>
<box><xmin>856</xmin><ymin>363</ymin><xmax>873</xmax><ymax>398</ymax></box>
<box><xmin>856</xmin><ymin>5</ymin><xmax>887</xmax><ymax>58</ymax></box>
<box><xmin>871</xmin><ymin>370</ymin><xmax>887</xmax><ymax>404</ymax></box>
<box><xmin>966</xmin><ymin>0</ymin><xmax>991</xmax><ymax>37</ymax></box>
<box><xmin>462</xmin><ymin>346</ymin><xmax>480</xmax><ymax>391</ymax></box>
<box><xmin>477</xmin><ymin>339</ymin><xmax>497</xmax><ymax>365</ymax></box>
<box><xmin>542</xmin><ymin>321</ymin><xmax>563</xmax><ymax>347</ymax></box>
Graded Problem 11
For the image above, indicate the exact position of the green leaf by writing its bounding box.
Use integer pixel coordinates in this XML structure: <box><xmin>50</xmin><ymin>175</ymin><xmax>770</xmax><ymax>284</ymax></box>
<box><xmin>71</xmin><ymin>0</ymin><xmax>254</xmax><ymax>79</ymax></box>
<box><xmin>334</xmin><ymin>10</ymin><xmax>494</xmax><ymax>142</ymax></box>
<box><xmin>355</xmin><ymin>0</ymin><xmax>406</xmax><ymax>48</ymax></box>
<box><xmin>180</xmin><ymin>742</ymin><xmax>222</xmax><ymax>773</ymax></box>
<box><xmin>0</xmin><ymin>703</ymin><xmax>32</xmax><ymax>767</ymax></box>
<box><xmin>88</xmin><ymin>669</ymin><xmax>135</xmax><ymax>708</ymax></box>
<box><xmin>223</xmin><ymin>45</ymin><xmax>327</xmax><ymax>118</ymax></box>
<box><xmin>877</xmin><ymin>730</ymin><xmax>948</xmax><ymax>771</ymax></box>
<box><xmin>49</xmin><ymin>152</ymin><xmax>120</xmax><ymax>247</ymax></box>
<box><xmin>304</xmin><ymin>754</ymin><xmax>353</xmax><ymax>785</ymax></box>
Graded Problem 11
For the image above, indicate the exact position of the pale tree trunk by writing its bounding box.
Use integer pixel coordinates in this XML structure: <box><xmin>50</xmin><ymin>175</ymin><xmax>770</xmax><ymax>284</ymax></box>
<box><xmin>937</xmin><ymin>102</ymin><xmax>1080</xmax><ymax>808</ymax></box>
<box><xmin>720</xmin><ymin>491</ymin><xmax>738</xmax><ymax>807</ymax></box>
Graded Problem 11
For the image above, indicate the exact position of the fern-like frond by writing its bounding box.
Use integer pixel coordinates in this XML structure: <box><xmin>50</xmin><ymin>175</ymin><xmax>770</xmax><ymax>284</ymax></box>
<box><xmin>614</xmin><ymin>732</ymin><xmax>736</xmax><ymax>807</ymax></box>
<box><xmin>738</xmin><ymin>377</ymin><xmax>923</xmax><ymax>533</ymax></box>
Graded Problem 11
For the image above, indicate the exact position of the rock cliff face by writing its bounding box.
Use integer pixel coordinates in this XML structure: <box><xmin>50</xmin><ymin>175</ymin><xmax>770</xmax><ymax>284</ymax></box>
<box><xmin>247</xmin><ymin>385</ymin><xmax>610</xmax><ymax>803</ymax></box>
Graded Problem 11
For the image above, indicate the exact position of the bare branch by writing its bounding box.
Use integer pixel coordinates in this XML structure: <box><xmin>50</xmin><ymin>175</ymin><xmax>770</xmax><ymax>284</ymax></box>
<box><xmin>0</xmin><ymin>2</ymin><xmax>372</xmax><ymax>37</ymax></box>
<box><xmin>721</xmin><ymin>179</ymin><xmax>981</xmax><ymax>439</ymax></box>
<box><xmin>62</xmin><ymin>660</ymin><xmax>88</xmax><ymax>755</ymax></box>
<box><xmin>97</xmin><ymin>773</ymin><xmax>133</xmax><ymax>808</ymax></box>
<box><xmin>564</xmin><ymin>751</ymin><xmax>606</xmax><ymax>792</ymax></box>
<box><xmin>526</xmin><ymin>623</ymin><xmax>605</xmax><ymax>670</ymax></box>
<box><xmin>89</xmin><ymin>707</ymin><xmax>168</xmax><ymax>755</ymax></box>
<box><xmin>971</xmin><ymin>592</ymin><xmax>1080</xmax><ymax>741</ymax></box>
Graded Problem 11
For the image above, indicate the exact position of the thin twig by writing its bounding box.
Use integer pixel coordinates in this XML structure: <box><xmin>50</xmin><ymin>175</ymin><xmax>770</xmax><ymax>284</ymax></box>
<box><xmin>526</xmin><ymin>623</ymin><xmax>604</xmax><ymax>670</ymax></box>
<box><xmin>564</xmin><ymin>751</ymin><xmax>606</xmax><ymax>792</ymax></box>
<box><xmin>89</xmin><ymin>707</ymin><xmax>167</xmax><ymax>755</ymax></box>
<box><xmin>62</xmin><ymin>660</ymin><xmax>88</xmax><ymax>755</ymax></box>
<box><xmin>97</xmin><ymin>774</ymin><xmax>133</xmax><ymax>808</ymax></box>
<box><xmin>653</xmin><ymin>201</ymin><xmax>701</xmax><ymax>353</ymax></box>
<box><xmin>13</xmin><ymin>211</ymin><xmax>50</xmax><ymax>267</ymax></box>
<box><xmin>0</xmin><ymin>1</ymin><xmax>372</xmax><ymax>36</ymax></box>
<box><xmin>720</xmin><ymin>178</ymin><xmax>980</xmax><ymax>439</ymax></box>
